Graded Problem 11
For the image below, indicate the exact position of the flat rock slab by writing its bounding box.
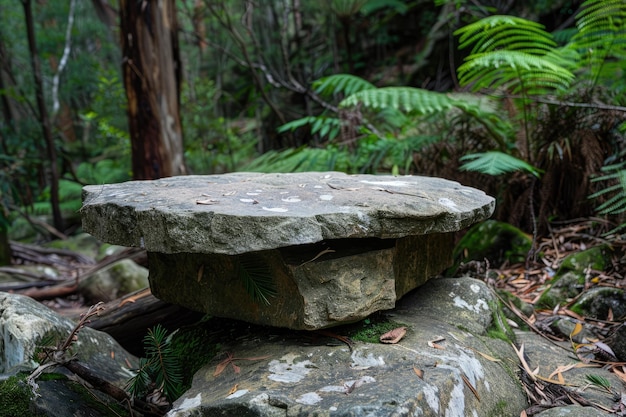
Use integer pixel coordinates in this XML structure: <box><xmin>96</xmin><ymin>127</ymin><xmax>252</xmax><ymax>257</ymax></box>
<box><xmin>81</xmin><ymin>172</ymin><xmax>495</xmax><ymax>255</ymax></box>
<box><xmin>81</xmin><ymin>172</ymin><xmax>495</xmax><ymax>329</ymax></box>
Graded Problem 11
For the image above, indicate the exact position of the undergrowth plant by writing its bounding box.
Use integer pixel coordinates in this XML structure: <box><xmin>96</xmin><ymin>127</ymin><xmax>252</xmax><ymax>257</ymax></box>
<box><xmin>126</xmin><ymin>324</ymin><xmax>183</xmax><ymax>403</ymax></box>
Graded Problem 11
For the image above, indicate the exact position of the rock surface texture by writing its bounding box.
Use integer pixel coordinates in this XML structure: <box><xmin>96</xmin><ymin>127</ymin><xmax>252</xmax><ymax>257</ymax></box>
<box><xmin>167</xmin><ymin>278</ymin><xmax>620</xmax><ymax>417</ymax></box>
<box><xmin>0</xmin><ymin>292</ymin><xmax>138</xmax><ymax>416</ymax></box>
<box><xmin>82</xmin><ymin>172</ymin><xmax>495</xmax><ymax>329</ymax></box>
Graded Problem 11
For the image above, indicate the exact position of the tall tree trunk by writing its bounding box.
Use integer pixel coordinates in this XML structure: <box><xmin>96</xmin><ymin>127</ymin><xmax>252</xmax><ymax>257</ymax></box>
<box><xmin>120</xmin><ymin>0</ymin><xmax>187</xmax><ymax>180</ymax></box>
<box><xmin>22</xmin><ymin>0</ymin><xmax>64</xmax><ymax>232</ymax></box>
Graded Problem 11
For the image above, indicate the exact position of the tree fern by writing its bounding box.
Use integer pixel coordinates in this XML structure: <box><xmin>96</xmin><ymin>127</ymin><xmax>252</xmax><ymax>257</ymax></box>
<box><xmin>455</xmin><ymin>15</ymin><xmax>557</xmax><ymax>55</ymax></box>
<box><xmin>313</xmin><ymin>74</ymin><xmax>376</xmax><ymax>98</ymax></box>
<box><xmin>459</xmin><ymin>151</ymin><xmax>542</xmax><ymax>177</ymax></box>
<box><xmin>455</xmin><ymin>15</ymin><xmax>574</xmax><ymax>94</ymax></box>
<box><xmin>457</xmin><ymin>50</ymin><xmax>574</xmax><ymax>94</ymax></box>
<box><xmin>340</xmin><ymin>87</ymin><xmax>456</xmax><ymax>114</ymax></box>
<box><xmin>277</xmin><ymin>116</ymin><xmax>342</xmax><ymax>141</ymax></box>
<box><xmin>590</xmin><ymin>163</ymin><xmax>626</xmax><ymax>216</ymax></box>
<box><xmin>569</xmin><ymin>0</ymin><xmax>626</xmax><ymax>89</ymax></box>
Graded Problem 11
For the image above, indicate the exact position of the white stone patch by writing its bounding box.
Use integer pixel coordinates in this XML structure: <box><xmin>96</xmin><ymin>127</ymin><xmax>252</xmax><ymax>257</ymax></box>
<box><xmin>281</xmin><ymin>196</ymin><xmax>302</xmax><ymax>203</ymax></box>
<box><xmin>262</xmin><ymin>207</ymin><xmax>289</xmax><ymax>212</ymax></box>
<box><xmin>350</xmin><ymin>349</ymin><xmax>385</xmax><ymax>369</ymax></box>
<box><xmin>166</xmin><ymin>393</ymin><xmax>202</xmax><ymax>416</ymax></box>
<box><xmin>329</xmin><ymin>406</ymin><xmax>338</xmax><ymax>411</ymax></box>
<box><xmin>319</xmin><ymin>194</ymin><xmax>334</xmax><ymax>201</ymax></box>
<box><xmin>314</xmin><ymin>185</ymin><xmax>323</xmax><ymax>188</ymax></box>
<box><xmin>296</xmin><ymin>392</ymin><xmax>323</xmax><ymax>405</ymax></box>
<box><xmin>417</xmin><ymin>346</ymin><xmax>487</xmax><ymax>417</ymax></box>
<box><xmin>452</xmin><ymin>295</ymin><xmax>488</xmax><ymax>314</ymax></box>
<box><xmin>438</xmin><ymin>197</ymin><xmax>460</xmax><ymax>212</ymax></box>
<box><xmin>360</xmin><ymin>180</ymin><xmax>410</xmax><ymax>187</ymax></box>
<box><xmin>442</xmin><ymin>369</ymin><xmax>466</xmax><ymax>417</ymax></box>
<box><xmin>240</xmin><ymin>198</ymin><xmax>256</xmax><ymax>203</ymax></box>
<box><xmin>422</xmin><ymin>384</ymin><xmax>439</xmax><ymax>414</ymax></box>
<box><xmin>246</xmin><ymin>192</ymin><xmax>261</xmax><ymax>195</ymax></box>
<box><xmin>279</xmin><ymin>191</ymin><xmax>290</xmax><ymax>194</ymax></box>
<box><xmin>268</xmin><ymin>355</ymin><xmax>314</xmax><ymax>383</ymax></box>
<box><xmin>470</xmin><ymin>284</ymin><xmax>481</xmax><ymax>293</ymax></box>
<box><xmin>226</xmin><ymin>389</ymin><xmax>249</xmax><ymax>399</ymax></box>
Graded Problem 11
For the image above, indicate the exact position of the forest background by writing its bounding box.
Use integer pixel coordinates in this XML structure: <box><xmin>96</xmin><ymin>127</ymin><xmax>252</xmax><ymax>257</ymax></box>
<box><xmin>1</xmin><ymin>0</ymin><xmax>626</xmax><ymax>260</ymax></box>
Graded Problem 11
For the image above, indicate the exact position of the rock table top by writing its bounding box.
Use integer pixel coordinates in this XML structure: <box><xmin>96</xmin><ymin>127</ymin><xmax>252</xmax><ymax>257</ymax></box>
<box><xmin>81</xmin><ymin>172</ymin><xmax>495</xmax><ymax>255</ymax></box>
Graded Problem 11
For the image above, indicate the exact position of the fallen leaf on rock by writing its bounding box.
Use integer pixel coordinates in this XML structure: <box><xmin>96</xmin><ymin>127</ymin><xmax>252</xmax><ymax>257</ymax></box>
<box><xmin>461</xmin><ymin>373</ymin><xmax>480</xmax><ymax>401</ymax></box>
<box><xmin>428</xmin><ymin>336</ymin><xmax>446</xmax><ymax>349</ymax></box>
<box><xmin>196</xmin><ymin>198</ymin><xmax>219</xmax><ymax>205</ymax></box>
<box><xmin>380</xmin><ymin>327</ymin><xmax>407</xmax><ymax>344</ymax></box>
<box><xmin>413</xmin><ymin>366</ymin><xmax>424</xmax><ymax>379</ymax></box>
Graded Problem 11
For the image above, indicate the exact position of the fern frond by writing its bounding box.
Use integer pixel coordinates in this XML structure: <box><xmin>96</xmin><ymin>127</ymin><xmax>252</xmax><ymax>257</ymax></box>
<box><xmin>457</xmin><ymin>51</ymin><xmax>574</xmax><ymax>93</ymax></box>
<box><xmin>339</xmin><ymin>87</ymin><xmax>455</xmax><ymax>114</ymax></box>
<box><xmin>278</xmin><ymin>116</ymin><xmax>342</xmax><ymax>141</ymax></box>
<box><xmin>237</xmin><ymin>253</ymin><xmax>277</xmax><ymax>306</ymax></box>
<box><xmin>590</xmin><ymin>166</ymin><xmax>626</xmax><ymax>215</ymax></box>
<box><xmin>570</xmin><ymin>0</ymin><xmax>626</xmax><ymax>85</ymax></box>
<box><xmin>455</xmin><ymin>15</ymin><xmax>556</xmax><ymax>55</ymax></box>
<box><xmin>459</xmin><ymin>151</ymin><xmax>542</xmax><ymax>177</ymax></box>
<box><xmin>243</xmin><ymin>147</ymin><xmax>349</xmax><ymax>173</ymax></box>
<box><xmin>313</xmin><ymin>74</ymin><xmax>376</xmax><ymax>98</ymax></box>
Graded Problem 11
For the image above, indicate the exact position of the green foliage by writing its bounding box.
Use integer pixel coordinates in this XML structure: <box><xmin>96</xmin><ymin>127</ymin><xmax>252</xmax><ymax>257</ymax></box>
<box><xmin>126</xmin><ymin>325</ymin><xmax>183</xmax><ymax>402</ymax></box>
<box><xmin>348</xmin><ymin>317</ymin><xmax>407</xmax><ymax>343</ymax></box>
<box><xmin>459</xmin><ymin>151</ymin><xmax>542</xmax><ymax>177</ymax></box>
<box><xmin>456</xmin><ymin>16</ymin><xmax>574</xmax><ymax>94</ymax></box>
<box><xmin>340</xmin><ymin>87</ymin><xmax>455</xmax><ymax>114</ymax></box>
<box><xmin>236</xmin><ymin>254</ymin><xmax>278</xmax><ymax>306</ymax></box>
<box><xmin>313</xmin><ymin>74</ymin><xmax>376</xmax><ymax>98</ymax></box>
<box><xmin>569</xmin><ymin>0</ymin><xmax>626</xmax><ymax>91</ymax></box>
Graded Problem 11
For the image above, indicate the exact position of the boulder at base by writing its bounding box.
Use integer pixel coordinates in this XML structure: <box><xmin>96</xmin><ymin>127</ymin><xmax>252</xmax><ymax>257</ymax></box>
<box><xmin>167</xmin><ymin>277</ymin><xmax>528</xmax><ymax>417</ymax></box>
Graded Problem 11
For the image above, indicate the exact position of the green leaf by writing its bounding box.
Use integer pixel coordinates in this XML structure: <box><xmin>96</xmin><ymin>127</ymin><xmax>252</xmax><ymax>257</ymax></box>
<box><xmin>460</xmin><ymin>151</ymin><xmax>542</xmax><ymax>177</ymax></box>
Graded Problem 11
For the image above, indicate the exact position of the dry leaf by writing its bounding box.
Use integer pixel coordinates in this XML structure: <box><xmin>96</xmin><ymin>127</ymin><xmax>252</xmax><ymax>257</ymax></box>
<box><xmin>413</xmin><ymin>366</ymin><xmax>424</xmax><ymax>379</ymax></box>
<box><xmin>570</xmin><ymin>322</ymin><xmax>583</xmax><ymax>338</ymax></box>
<box><xmin>465</xmin><ymin>346</ymin><xmax>501</xmax><ymax>362</ymax></box>
<box><xmin>380</xmin><ymin>327</ymin><xmax>407</xmax><ymax>344</ymax></box>
<box><xmin>214</xmin><ymin>359</ymin><xmax>230</xmax><ymax>377</ymax></box>
<box><xmin>428</xmin><ymin>336</ymin><xmax>446</xmax><ymax>349</ymax></box>
<box><xmin>461</xmin><ymin>373</ymin><xmax>480</xmax><ymax>401</ymax></box>
<box><xmin>196</xmin><ymin>198</ymin><xmax>218</xmax><ymax>205</ymax></box>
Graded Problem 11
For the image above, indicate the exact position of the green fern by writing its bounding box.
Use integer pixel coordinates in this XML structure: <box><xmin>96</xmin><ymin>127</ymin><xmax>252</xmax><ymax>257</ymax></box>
<box><xmin>456</xmin><ymin>15</ymin><xmax>557</xmax><ymax>55</ymax></box>
<box><xmin>243</xmin><ymin>146</ymin><xmax>349</xmax><ymax>173</ymax></box>
<box><xmin>459</xmin><ymin>151</ymin><xmax>542</xmax><ymax>177</ymax></box>
<box><xmin>126</xmin><ymin>324</ymin><xmax>183</xmax><ymax>402</ymax></box>
<box><xmin>590</xmin><ymin>163</ymin><xmax>626</xmax><ymax>215</ymax></box>
<box><xmin>277</xmin><ymin>116</ymin><xmax>342</xmax><ymax>141</ymax></box>
<box><xmin>455</xmin><ymin>15</ymin><xmax>574</xmax><ymax>94</ymax></box>
<box><xmin>340</xmin><ymin>87</ymin><xmax>455</xmax><ymax>114</ymax></box>
<box><xmin>313</xmin><ymin>74</ymin><xmax>376</xmax><ymax>98</ymax></box>
<box><xmin>569</xmin><ymin>0</ymin><xmax>626</xmax><ymax>89</ymax></box>
<box><xmin>236</xmin><ymin>253</ymin><xmax>277</xmax><ymax>306</ymax></box>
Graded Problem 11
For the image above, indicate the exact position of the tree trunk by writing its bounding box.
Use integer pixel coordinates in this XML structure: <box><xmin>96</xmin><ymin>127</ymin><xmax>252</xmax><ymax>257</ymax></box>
<box><xmin>22</xmin><ymin>0</ymin><xmax>64</xmax><ymax>232</ymax></box>
<box><xmin>120</xmin><ymin>0</ymin><xmax>187</xmax><ymax>180</ymax></box>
